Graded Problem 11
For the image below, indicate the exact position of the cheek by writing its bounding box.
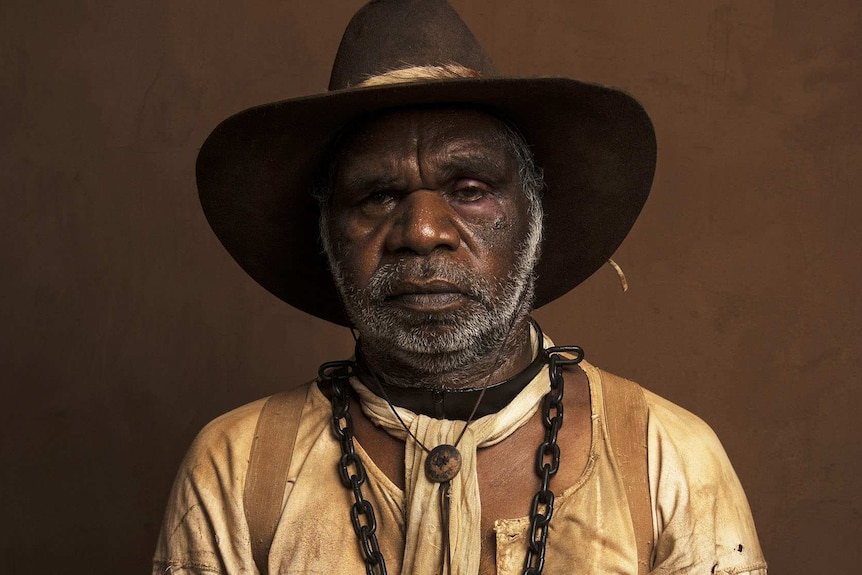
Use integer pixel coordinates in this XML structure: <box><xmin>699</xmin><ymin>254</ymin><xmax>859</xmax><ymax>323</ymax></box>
<box><xmin>467</xmin><ymin>203</ymin><xmax>535</xmax><ymax>276</ymax></box>
<box><xmin>469</xmin><ymin>205</ymin><xmax>530</xmax><ymax>252</ymax></box>
<box><xmin>327</xmin><ymin>215</ymin><xmax>385</xmax><ymax>286</ymax></box>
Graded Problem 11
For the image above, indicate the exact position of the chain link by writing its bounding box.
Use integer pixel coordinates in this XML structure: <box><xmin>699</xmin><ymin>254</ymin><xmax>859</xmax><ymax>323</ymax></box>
<box><xmin>320</xmin><ymin>360</ymin><xmax>388</xmax><ymax>575</ymax></box>
<box><xmin>319</xmin><ymin>344</ymin><xmax>583</xmax><ymax>575</ymax></box>
<box><xmin>523</xmin><ymin>345</ymin><xmax>583</xmax><ymax>575</ymax></box>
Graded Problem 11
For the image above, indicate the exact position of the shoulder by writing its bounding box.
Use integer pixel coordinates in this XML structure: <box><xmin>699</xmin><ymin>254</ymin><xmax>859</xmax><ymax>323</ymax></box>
<box><xmin>153</xmin><ymin>382</ymin><xmax>320</xmax><ymax>574</ymax></box>
<box><xmin>642</xmin><ymin>387</ymin><xmax>726</xmax><ymax>461</ymax></box>
<box><xmin>183</xmin><ymin>397</ymin><xmax>267</xmax><ymax>466</ymax></box>
<box><xmin>645</xmin><ymin>390</ymin><xmax>768</xmax><ymax>573</ymax></box>
<box><xmin>185</xmin><ymin>383</ymin><xmax>313</xmax><ymax>464</ymax></box>
<box><xmin>643</xmin><ymin>387</ymin><xmax>767</xmax><ymax>572</ymax></box>
<box><xmin>179</xmin><ymin>382</ymin><xmax>323</xmax><ymax>490</ymax></box>
<box><xmin>165</xmin><ymin>383</ymin><xmax>322</xmax><ymax>525</ymax></box>
<box><xmin>153</xmin><ymin>398</ymin><xmax>268</xmax><ymax>573</ymax></box>
<box><xmin>587</xmin><ymin>364</ymin><xmax>744</xmax><ymax>503</ymax></box>
<box><xmin>638</xmin><ymin>385</ymin><xmax>754</xmax><ymax>507</ymax></box>
<box><xmin>587</xmin><ymin>362</ymin><xmax>732</xmax><ymax>475</ymax></box>
<box><xmin>586</xmin><ymin>364</ymin><xmax>768</xmax><ymax>574</ymax></box>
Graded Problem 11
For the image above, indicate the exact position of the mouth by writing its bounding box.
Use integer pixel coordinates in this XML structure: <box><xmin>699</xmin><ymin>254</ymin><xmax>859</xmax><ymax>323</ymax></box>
<box><xmin>386</xmin><ymin>280</ymin><xmax>470</xmax><ymax>312</ymax></box>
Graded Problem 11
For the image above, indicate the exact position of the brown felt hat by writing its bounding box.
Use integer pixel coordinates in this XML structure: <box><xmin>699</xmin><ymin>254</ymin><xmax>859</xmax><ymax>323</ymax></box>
<box><xmin>197</xmin><ymin>0</ymin><xmax>656</xmax><ymax>326</ymax></box>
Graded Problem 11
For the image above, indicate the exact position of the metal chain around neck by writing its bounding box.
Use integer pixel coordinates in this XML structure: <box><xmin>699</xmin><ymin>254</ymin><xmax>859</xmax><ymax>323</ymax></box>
<box><xmin>318</xmin><ymin>344</ymin><xmax>583</xmax><ymax>575</ymax></box>
<box><xmin>522</xmin><ymin>345</ymin><xmax>583</xmax><ymax>575</ymax></box>
<box><xmin>320</xmin><ymin>360</ymin><xmax>388</xmax><ymax>575</ymax></box>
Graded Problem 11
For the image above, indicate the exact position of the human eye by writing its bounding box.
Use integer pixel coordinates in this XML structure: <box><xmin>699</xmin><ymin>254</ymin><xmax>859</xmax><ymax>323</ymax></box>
<box><xmin>357</xmin><ymin>189</ymin><xmax>398</xmax><ymax>215</ymax></box>
<box><xmin>364</xmin><ymin>189</ymin><xmax>397</xmax><ymax>205</ymax></box>
<box><xmin>450</xmin><ymin>179</ymin><xmax>491</xmax><ymax>203</ymax></box>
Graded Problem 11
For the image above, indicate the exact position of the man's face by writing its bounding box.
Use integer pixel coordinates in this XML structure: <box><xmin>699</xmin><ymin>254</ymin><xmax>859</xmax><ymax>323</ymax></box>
<box><xmin>321</xmin><ymin>107</ymin><xmax>542</xmax><ymax>376</ymax></box>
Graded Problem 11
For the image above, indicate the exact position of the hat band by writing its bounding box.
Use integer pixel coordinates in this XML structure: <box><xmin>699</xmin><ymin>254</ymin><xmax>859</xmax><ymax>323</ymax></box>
<box><xmin>355</xmin><ymin>63</ymin><xmax>483</xmax><ymax>88</ymax></box>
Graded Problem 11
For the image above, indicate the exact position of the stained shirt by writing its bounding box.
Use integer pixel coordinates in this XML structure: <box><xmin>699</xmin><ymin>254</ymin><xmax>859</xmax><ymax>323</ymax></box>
<box><xmin>152</xmin><ymin>359</ymin><xmax>767</xmax><ymax>575</ymax></box>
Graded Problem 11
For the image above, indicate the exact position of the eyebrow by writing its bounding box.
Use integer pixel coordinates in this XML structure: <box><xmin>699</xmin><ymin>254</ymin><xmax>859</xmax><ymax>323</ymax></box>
<box><xmin>341</xmin><ymin>173</ymin><xmax>403</xmax><ymax>195</ymax></box>
<box><xmin>337</xmin><ymin>144</ymin><xmax>512</xmax><ymax>194</ymax></box>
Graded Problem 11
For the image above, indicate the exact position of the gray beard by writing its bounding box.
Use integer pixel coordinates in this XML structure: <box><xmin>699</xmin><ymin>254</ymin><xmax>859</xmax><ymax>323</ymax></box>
<box><xmin>322</xmin><ymin>210</ymin><xmax>543</xmax><ymax>384</ymax></box>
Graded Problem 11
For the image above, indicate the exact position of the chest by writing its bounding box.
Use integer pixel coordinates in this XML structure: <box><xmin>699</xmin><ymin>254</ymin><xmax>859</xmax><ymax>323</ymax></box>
<box><xmin>349</xmin><ymin>369</ymin><xmax>593</xmax><ymax>573</ymax></box>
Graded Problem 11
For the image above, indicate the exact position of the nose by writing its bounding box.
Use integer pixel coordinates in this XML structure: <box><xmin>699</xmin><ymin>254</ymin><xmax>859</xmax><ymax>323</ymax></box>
<box><xmin>384</xmin><ymin>190</ymin><xmax>461</xmax><ymax>255</ymax></box>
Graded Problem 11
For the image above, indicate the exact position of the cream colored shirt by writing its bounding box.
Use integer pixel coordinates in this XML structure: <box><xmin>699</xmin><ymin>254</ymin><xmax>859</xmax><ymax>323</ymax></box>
<box><xmin>153</xmin><ymin>360</ymin><xmax>767</xmax><ymax>574</ymax></box>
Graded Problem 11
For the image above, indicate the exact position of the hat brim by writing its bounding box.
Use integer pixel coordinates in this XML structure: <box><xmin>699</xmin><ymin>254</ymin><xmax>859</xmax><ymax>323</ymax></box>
<box><xmin>197</xmin><ymin>77</ymin><xmax>656</xmax><ymax>326</ymax></box>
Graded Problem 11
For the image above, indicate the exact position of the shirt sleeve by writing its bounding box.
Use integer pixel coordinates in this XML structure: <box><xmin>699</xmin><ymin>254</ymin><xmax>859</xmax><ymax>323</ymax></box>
<box><xmin>152</xmin><ymin>400</ymin><xmax>265</xmax><ymax>575</ymax></box>
<box><xmin>644</xmin><ymin>390</ymin><xmax>768</xmax><ymax>575</ymax></box>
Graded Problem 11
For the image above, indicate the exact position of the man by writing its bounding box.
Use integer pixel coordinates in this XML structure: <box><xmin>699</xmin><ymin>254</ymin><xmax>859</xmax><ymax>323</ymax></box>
<box><xmin>154</xmin><ymin>1</ymin><xmax>766</xmax><ymax>574</ymax></box>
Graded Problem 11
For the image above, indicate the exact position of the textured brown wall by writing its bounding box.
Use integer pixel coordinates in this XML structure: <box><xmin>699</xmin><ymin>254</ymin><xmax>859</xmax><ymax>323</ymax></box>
<box><xmin>1</xmin><ymin>1</ymin><xmax>859</xmax><ymax>573</ymax></box>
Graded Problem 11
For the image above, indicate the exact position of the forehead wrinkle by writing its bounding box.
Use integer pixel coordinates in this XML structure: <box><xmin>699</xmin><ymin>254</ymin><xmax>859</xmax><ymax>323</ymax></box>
<box><xmin>333</xmin><ymin>108</ymin><xmax>518</xmax><ymax>195</ymax></box>
<box><xmin>427</xmin><ymin>139</ymin><xmax>511</xmax><ymax>183</ymax></box>
<box><xmin>412</xmin><ymin>118</ymin><xmax>428</xmax><ymax>187</ymax></box>
<box><xmin>417</xmin><ymin>113</ymin><xmax>507</xmax><ymax>178</ymax></box>
<box><xmin>336</xmin><ymin>132</ymin><xmax>418</xmax><ymax>193</ymax></box>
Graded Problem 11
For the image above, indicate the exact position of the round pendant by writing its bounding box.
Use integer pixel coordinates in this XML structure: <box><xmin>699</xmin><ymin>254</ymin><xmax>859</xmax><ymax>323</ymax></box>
<box><xmin>425</xmin><ymin>444</ymin><xmax>462</xmax><ymax>483</ymax></box>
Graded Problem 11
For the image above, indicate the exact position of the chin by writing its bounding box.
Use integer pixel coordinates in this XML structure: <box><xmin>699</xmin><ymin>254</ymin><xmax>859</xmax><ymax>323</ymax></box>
<box><xmin>364</xmin><ymin>314</ymin><xmax>507</xmax><ymax>368</ymax></box>
<box><xmin>383</xmin><ymin>344</ymin><xmax>486</xmax><ymax>377</ymax></box>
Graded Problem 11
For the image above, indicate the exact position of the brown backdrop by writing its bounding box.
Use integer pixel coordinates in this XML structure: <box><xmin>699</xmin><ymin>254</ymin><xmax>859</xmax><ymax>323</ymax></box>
<box><xmin>1</xmin><ymin>1</ymin><xmax>859</xmax><ymax>573</ymax></box>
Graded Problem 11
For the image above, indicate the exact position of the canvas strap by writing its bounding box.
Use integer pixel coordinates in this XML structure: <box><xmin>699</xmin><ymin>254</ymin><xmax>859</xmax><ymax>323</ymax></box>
<box><xmin>243</xmin><ymin>384</ymin><xmax>310</xmax><ymax>575</ymax></box>
<box><xmin>601</xmin><ymin>370</ymin><xmax>654</xmax><ymax>574</ymax></box>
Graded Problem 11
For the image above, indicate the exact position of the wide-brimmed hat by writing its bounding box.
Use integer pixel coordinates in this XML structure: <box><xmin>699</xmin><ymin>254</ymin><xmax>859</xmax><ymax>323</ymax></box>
<box><xmin>197</xmin><ymin>0</ymin><xmax>656</xmax><ymax>326</ymax></box>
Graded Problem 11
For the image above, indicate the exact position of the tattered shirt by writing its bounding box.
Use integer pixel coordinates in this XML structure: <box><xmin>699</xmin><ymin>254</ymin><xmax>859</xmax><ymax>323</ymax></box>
<box><xmin>153</xmin><ymin>358</ymin><xmax>767</xmax><ymax>574</ymax></box>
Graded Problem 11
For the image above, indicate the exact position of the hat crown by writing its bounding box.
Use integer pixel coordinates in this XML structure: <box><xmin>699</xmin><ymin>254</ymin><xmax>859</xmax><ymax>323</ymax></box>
<box><xmin>328</xmin><ymin>0</ymin><xmax>497</xmax><ymax>90</ymax></box>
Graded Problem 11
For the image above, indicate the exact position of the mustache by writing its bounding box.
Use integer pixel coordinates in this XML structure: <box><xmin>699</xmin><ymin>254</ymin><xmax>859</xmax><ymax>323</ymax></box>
<box><xmin>366</xmin><ymin>259</ymin><xmax>492</xmax><ymax>304</ymax></box>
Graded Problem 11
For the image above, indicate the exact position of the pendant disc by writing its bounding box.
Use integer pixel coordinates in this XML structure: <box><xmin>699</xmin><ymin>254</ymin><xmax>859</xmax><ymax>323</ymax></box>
<box><xmin>425</xmin><ymin>444</ymin><xmax>462</xmax><ymax>483</ymax></box>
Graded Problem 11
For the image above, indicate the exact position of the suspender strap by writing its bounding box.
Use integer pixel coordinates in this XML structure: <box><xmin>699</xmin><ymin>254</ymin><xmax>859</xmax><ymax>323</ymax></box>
<box><xmin>601</xmin><ymin>370</ymin><xmax>654</xmax><ymax>575</ymax></box>
<box><xmin>244</xmin><ymin>374</ymin><xmax>653</xmax><ymax>573</ymax></box>
<box><xmin>244</xmin><ymin>384</ymin><xmax>310</xmax><ymax>575</ymax></box>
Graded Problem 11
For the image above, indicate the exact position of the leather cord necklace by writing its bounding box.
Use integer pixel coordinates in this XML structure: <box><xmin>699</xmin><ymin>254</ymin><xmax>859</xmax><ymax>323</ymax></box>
<box><xmin>350</xmin><ymin>317</ymin><xmax>537</xmax><ymax>476</ymax></box>
<box><xmin>320</xmin><ymin>327</ymin><xmax>583</xmax><ymax>574</ymax></box>
<box><xmin>355</xmin><ymin>321</ymin><xmax>548</xmax><ymax>477</ymax></box>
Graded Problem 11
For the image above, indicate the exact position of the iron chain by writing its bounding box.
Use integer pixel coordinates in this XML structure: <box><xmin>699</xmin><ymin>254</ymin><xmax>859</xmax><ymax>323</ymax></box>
<box><xmin>523</xmin><ymin>345</ymin><xmax>583</xmax><ymax>575</ymax></box>
<box><xmin>320</xmin><ymin>360</ymin><xmax>388</xmax><ymax>575</ymax></box>
<box><xmin>319</xmin><ymin>343</ymin><xmax>583</xmax><ymax>575</ymax></box>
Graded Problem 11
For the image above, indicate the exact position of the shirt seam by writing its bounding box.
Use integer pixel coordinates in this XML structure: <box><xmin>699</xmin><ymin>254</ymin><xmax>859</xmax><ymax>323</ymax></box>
<box><xmin>553</xmin><ymin>360</ymin><xmax>601</xmax><ymax>502</ymax></box>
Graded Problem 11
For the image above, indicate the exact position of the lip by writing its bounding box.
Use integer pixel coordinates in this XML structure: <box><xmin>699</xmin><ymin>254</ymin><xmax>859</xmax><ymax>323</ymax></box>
<box><xmin>386</xmin><ymin>280</ymin><xmax>468</xmax><ymax>311</ymax></box>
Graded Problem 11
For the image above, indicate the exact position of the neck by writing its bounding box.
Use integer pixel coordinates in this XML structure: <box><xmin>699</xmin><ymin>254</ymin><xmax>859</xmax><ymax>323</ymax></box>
<box><xmin>356</xmin><ymin>317</ymin><xmax>536</xmax><ymax>391</ymax></box>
